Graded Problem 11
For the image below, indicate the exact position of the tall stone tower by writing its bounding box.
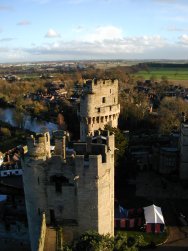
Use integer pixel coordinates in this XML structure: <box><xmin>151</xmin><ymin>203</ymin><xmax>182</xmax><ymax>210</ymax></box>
<box><xmin>22</xmin><ymin>130</ymin><xmax>115</xmax><ymax>250</ymax></box>
<box><xmin>74</xmin><ymin>130</ymin><xmax>115</xmax><ymax>236</ymax></box>
<box><xmin>79</xmin><ymin>79</ymin><xmax>120</xmax><ymax>141</ymax></box>
<box><xmin>22</xmin><ymin>132</ymin><xmax>51</xmax><ymax>251</ymax></box>
<box><xmin>179</xmin><ymin>122</ymin><xmax>188</xmax><ymax>180</ymax></box>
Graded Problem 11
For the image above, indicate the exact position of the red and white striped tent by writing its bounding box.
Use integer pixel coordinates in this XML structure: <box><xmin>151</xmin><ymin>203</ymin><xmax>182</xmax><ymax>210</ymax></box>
<box><xmin>144</xmin><ymin>204</ymin><xmax>165</xmax><ymax>233</ymax></box>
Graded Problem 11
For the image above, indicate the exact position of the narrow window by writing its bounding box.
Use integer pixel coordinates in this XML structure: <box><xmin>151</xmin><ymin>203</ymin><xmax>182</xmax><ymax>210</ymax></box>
<box><xmin>110</xmin><ymin>106</ymin><xmax>112</xmax><ymax>111</ymax></box>
<box><xmin>102</xmin><ymin>97</ymin><xmax>106</xmax><ymax>103</ymax></box>
<box><xmin>55</xmin><ymin>181</ymin><xmax>62</xmax><ymax>193</ymax></box>
<box><xmin>75</xmin><ymin>187</ymin><xmax>77</xmax><ymax>196</ymax></box>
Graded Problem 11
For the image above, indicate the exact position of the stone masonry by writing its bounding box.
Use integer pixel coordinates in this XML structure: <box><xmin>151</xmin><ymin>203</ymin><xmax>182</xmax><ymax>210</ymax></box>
<box><xmin>79</xmin><ymin>79</ymin><xmax>120</xmax><ymax>141</ymax></box>
<box><xmin>22</xmin><ymin>78</ymin><xmax>118</xmax><ymax>251</ymax></box>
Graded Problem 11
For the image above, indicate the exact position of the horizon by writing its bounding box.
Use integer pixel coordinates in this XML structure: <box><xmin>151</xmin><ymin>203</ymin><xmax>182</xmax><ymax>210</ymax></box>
<box><xmin>2</xmin><ymin>59</ymin><xmax>188</xmax><ymax>66</ymax></box>
<box><xmin>1</xmin><ymin>0</ymin><xmax>188</xmax><ymax>63</ymax></box>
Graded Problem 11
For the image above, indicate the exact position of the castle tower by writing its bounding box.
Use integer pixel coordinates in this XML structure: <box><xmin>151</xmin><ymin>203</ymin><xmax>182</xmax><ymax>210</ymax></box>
<box><xmin>74</xmin><ymin>130</ymin><xmax>115</xmax><ymax>236</ymax></box>
<box><xmin>23</xmin><ymin>130</ymin><xmax>115</xmax><ymax>249</ymax></box>
<box><xmin>79</xmin><ymin>79</ymin><xmax>120</xmax><ymax>141</ymax></box>
<box><xmin>179</xmin><ymin>122</ymin><xmax>188</xmax><ymax>180</ymax></box>
<box><xmin>22</xmin><ymin>132</ymin><xmax>51</xmax><ymax>251</ymax></box>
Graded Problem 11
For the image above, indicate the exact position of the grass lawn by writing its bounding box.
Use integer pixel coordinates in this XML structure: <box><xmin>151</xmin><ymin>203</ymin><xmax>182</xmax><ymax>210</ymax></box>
<box><xmin>117</xmin><ymin>230</ymin><xmax>168</xmax><ymax>246</ymax></box>
<box><xmin>133</xmin><ymin>68</ymin><xmax>188</xmax><ymax>81</ymax></box>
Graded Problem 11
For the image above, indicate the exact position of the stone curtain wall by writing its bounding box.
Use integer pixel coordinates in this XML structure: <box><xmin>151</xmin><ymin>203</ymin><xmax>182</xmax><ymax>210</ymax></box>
<box><xmin>38</xmin><ymin>213</ymin><xmax>47</xmax><ymax>251</ymax></box>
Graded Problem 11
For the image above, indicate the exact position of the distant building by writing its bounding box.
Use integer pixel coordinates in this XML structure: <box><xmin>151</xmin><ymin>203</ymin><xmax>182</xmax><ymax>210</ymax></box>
<box><xmin>0</xmin><ymin>147</ymin><xmax>24</xmax><ymax>177</ymax></box>
<box><xmin>0</xmin><ymin>162</ymin><xmax>23</xmax><ymax>177</ymax></box>
<box><xmin>159</xmin><ymin>147</ymin><xmax>179</xmax><ymax>175</ymax></box>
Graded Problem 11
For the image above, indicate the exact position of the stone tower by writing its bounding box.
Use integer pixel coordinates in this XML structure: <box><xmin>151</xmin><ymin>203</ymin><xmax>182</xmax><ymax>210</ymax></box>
<box><xmin>79</xmin><ymin>79</ymin><xmax>120</xmax><ymax>141</ymax></box>
<box><xmin>74</xmin><ymin>130</ymin><xmax>115</xmax><ymax>235</ymax></box>
<box><xmin>22</xmin><ymin>130</ymin><xmax>115</xmax><ymax>250</ymax></box>
<box><xmin>179</xmin><ymin>122</ymin><xmax>188</xmax><ymax>180</ymax></box>
<box><xmin>22</xmin><ymin>132</ymin><xmax>51</xmax><ymax>251</ymax></box>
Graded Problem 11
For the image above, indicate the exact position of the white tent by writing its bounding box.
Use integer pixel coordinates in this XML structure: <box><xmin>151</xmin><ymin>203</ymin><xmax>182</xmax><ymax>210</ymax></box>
<box><xmin>144</xmin><ymin>204</ymin><xmax>165</xmax><ymax>224</ymax></box>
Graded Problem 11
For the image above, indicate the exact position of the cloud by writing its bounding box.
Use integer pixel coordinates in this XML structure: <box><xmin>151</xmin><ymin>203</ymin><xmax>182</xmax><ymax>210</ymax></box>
<box><xmin>166</xmin><ymin>26</ymin><xmax>188</xmax><ymax>32</ymax></box>
<box><xmin>0</xmin><ymin>38</ymin><xmax>14</xmax><ymax>42</ymax></box>
<box><xmin>85</xmin><ymin>25</ymin><xmax>123</xmax><ymax>42</ymax></box>
<box><xmin>0</xmin><ymin>47</ymin><xmax>30</xmax><ymax>63</ymax></box>
<box><xmin>45</xmin><ymin>28</ymin><xmax>61</xmax><ymax>38</ymax></box>
<box><xmin>2</xmin><ymin>31</ymin><xmax>188</xmax><ymax>62</ymax></box>
<box><xmin>179</xmin><ymin>34</ymin><xmax>188</xmax><ymax>46</ymax></box>
<box><xmin>25</xmin><ymin>34</ymin><xmax>167</xmax><ymax>58</ymax></box>
<box><xmin>17</xmin><ymin>20</ymin><xmax>31</xmax><ymax>26</ymax></box>
<box><xmin>0</xmin><ymin>5</ymin><xmax>13</xmax><ymax>11</ymax></box>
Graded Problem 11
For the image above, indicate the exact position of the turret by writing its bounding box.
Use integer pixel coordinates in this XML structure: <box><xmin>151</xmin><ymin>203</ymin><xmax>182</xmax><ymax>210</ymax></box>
<box><xmin>27</xmin><ymin>132</ymin><xmax>51</xmax><ymax>159</ymax></box>
<box><xmin>79</xmin><ymin>79</ymin><xmax>120</xmax><ymax>141</ymax></box>
<box><xmin>22</xmin><ymin>132</ymin><xmax>50</xmax><ymax>251</ymax></box>
<box><xmin>53</xmin><ymin>130</ymin><xmax>70</xmax><ymax>159</ymax></box>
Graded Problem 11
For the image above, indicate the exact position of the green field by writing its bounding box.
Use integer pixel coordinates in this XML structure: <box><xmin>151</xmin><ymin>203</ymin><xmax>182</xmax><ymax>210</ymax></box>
<box><xmin>134</xmin><ymin>67</ymin><xmax>188</xmax><ymax>81</ymax></box>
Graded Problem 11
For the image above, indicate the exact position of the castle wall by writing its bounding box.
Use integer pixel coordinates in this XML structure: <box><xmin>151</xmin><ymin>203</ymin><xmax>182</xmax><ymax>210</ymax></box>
<box><xmin>23</xmin><ymin>158</ymin><xmax>48</xmax><ymax>251</ymax></box>
<box><xmin>75</xmin><ymin>133</ymin><xmax>114</xmax><ymax>236</ymax></box>
<box><xmin>45</xmin><ymin>156</ymin><xmax>77</xmax><ymax>224</ymax></box>
<box><xmin>22</xmin><ymin>133</ymin><xmax>50</xmax><ymax>251</ymax></box>
<box><xmin>108</xmin><ymin>134</ymin><xmax>115</xmax><ymax>234</ymax></box>
<box><xmin>75</xmin><ymin>155</ymin><xmax>99</xmax><ymax>233</ymax></box>
<box><xmin>180</xmin><ymin>123</ymin><xmax>188</xmax><ymax>179</ymax></box>
<box><xmin>37</xmin><ymin>213</ymin><xmax>46</xmax><ymax>251</ymax></box>
<box><xmin>97</xmin><ymin>162</ymin><xmax>113</xmax><ymax>235</ymax></box>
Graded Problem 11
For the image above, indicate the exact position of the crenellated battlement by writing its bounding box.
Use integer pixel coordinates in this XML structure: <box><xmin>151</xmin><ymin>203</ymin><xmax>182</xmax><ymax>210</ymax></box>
<box><xmin>83</xmin><ymin>78</ymin><xmax>118</xmax><ymax>94</ymax></box>
<box><xmin>53</xmin><ymin>130</ymin><xmax>70</xmax><ymax>158</ymax></box>
<box><xmin>27</xmin><ymin>132</ymin><xmax>51</xmax><ymax>159</ymax></box>
<box><xmin>74</xmin><ymin>131</ymin><xmax>114</xmax><ymax>166</ymax></box>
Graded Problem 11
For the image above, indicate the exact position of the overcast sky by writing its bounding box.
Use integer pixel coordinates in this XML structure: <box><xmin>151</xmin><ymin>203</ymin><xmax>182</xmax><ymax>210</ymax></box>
<box><xmin>1</xmin><ymin>0</ymin><xmax>188</xmax><ymax>62</ymax></box>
